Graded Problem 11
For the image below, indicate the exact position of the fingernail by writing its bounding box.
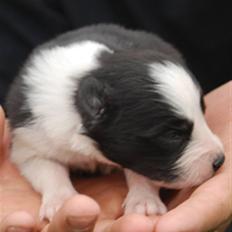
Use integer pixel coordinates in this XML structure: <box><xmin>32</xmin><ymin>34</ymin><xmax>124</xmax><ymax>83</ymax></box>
<box><xmin>7</xmin><ymin>227</ymin><xmax>32</xmax><ymax>232</ymax></box>
<box><xmin>67</xmin><ymin>215</ymin><xmax>97</xmax><ymax>231</ymax></box>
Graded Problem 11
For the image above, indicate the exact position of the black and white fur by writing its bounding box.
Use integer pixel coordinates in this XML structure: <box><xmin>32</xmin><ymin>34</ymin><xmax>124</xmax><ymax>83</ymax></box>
<box><xmin>6</xmin><ymin>24</ymin><xmax>224</xmax><ymax>220</ymax></box>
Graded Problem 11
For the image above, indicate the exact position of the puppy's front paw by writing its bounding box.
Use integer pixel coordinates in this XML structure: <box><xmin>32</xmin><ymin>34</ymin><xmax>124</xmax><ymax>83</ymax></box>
<box><xmin>39</xmin><ymin>189</ymin><xmax>77</xmax><ymax>221</ymax></box>
<box><xmin>123</xmin><ymin>188</ymin><xmax>167</xmax><ymax>215</ymax></box>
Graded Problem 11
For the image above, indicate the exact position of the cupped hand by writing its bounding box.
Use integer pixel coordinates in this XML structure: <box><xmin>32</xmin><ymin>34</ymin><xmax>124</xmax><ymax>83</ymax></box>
<box><xmin>0</xmin><ymin>82</ymin><xmax>231</xmax><ymax>232</ymax></box>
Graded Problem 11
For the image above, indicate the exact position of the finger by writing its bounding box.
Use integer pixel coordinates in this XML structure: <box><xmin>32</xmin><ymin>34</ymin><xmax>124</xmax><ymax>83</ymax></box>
<box><xmin>156</xmin><ymin>174</ymin><xmax>232</xmax><ymax>232</ymax></box>
<box><xmin>0</xmin><ymin>211</ymin><xmax>35</xmax><ymax>232</ymax></box>
<box><xmin>3</xmin><ymin>119</ymin><xmax>10</xmax><ymax>154</ymax></box>
<box><xmin>95</xmin><ymin>214</ymin><xmax>157</xmax><ymax>232</ymax></box>
<box><xmin>43</xmin><ymin>195</ymin><xmax>100</xmax><ymax>232</ymax></box>
<box><xmin>0</xmin><ymin>106</ymin><xmax>4</xmax><ymax>139</ymax></box>
<box><xmin>0</xmin><ymin>107</ymin><xmax>10</xmax><ymax>159</ymax></box>
<box><xmin>0</xmin><ymin>106</ymin><xmax>6</xmax><ymax>163</ymax></box>
<box><xmin>0</xmin><ymin>106</ymin><xmax>5</xmax><ymax>132</ymax></box>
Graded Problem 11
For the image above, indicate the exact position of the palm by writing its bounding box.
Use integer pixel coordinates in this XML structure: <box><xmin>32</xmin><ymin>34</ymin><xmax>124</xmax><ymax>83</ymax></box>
<box><xmin>0</xmin><ymin>160</ymin><xmax>152</xmax><ymax>231</ymax></box>
<box><xmin>0</xmin><ymin>159</ymin><xmax>41</xmax><ymax>225</ymax></box>
<box><xmin>0</xmin><ymin>157</ymin><xmax>229</xmax><ymax>232</ymax></box>
<box><xmin>0</xmin><ymin>157</ymin><xmax>193</xmax><ymax>230</ymax></box>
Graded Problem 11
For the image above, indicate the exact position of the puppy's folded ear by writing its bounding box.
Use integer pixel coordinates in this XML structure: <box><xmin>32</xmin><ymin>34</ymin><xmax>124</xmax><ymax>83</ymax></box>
<box><xmin>76</xmin><ymin>76</ymin><xmax>112</xmax><ymax>131</ymax></box>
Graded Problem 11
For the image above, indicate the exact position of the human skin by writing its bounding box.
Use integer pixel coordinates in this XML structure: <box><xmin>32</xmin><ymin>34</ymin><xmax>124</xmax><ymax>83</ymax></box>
<box><xmin>0</xmin><ymin>81</ymin><xmax>231</xmax><ymax>232</ymax></box>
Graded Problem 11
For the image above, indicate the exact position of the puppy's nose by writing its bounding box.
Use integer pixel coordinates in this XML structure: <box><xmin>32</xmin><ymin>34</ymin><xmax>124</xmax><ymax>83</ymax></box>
<box><xmin>212</xmin><ymin>155</ymin><xmax>225</xmax><ymax>172</ymax></box>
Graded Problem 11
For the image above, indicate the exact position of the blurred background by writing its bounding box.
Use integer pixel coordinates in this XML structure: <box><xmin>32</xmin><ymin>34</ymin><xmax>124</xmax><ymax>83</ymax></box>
<box><xmin>0</xmin><ymin>0</ymin><xmax>231</xmax><ymax>106</ymax></box>
<box><xmin>0</xmin><ymin>1</ymin><xmax>231</xmax><ymax>230</ymax></box>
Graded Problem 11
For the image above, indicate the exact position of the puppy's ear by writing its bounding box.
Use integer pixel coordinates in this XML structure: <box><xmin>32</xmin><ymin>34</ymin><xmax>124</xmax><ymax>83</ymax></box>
<box><xmin>76</xmin><ymin>76</ymin><xmax>111</xmax><ymax>131</ymax></box>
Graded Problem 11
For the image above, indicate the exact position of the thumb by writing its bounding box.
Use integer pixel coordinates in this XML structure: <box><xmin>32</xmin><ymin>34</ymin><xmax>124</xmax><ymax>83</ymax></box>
<box><xmin>43</xmin><ymin>195</ymin><xmax>100</xmax><ymax>232</ymax></box>
<box><xmin>0</xmin><ymin>106</ymin><xmax>5</xmax><ymax>140</ymax></box>
<box><xmin>0</xmin><ymin>106</ymin><xmax>5</xmax><ymax>163</ymax></box>
<box><xmin>156</xmin><ymin>173</ymin><xmax>232</xmax><ymax>232</ymax></box>
<box><xmin>0</xmin><ymin>106</ymin><xmax>10</xmax><ymax>162</ymax></box>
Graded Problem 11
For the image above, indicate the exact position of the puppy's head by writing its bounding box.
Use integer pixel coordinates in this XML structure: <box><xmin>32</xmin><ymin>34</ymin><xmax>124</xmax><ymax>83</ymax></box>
<box><xmin>76</xmin><ymin>51</ymin><xmax>224</xmax><ymax>188</ymax></box>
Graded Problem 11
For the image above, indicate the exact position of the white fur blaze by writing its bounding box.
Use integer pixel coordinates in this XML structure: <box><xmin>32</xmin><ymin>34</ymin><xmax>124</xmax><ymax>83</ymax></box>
<box><xmin>23</xmin><ymin>41</ymin><xmax>113</xmax><ymax>156</ymax></box>
<box><xmin>149</xmin><ymin>61</ymin><xmax>224</xmax><ymax>187</ymax></box>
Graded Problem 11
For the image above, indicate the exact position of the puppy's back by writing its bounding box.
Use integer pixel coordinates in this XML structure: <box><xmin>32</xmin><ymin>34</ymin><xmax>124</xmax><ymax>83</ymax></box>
<box><xmin>41</xmin><ymin>24</ymin><xmax>180</xmax><ymax>57</ymax></box>
<box><xmin>6</xmin><ymin>24</ymin><xmax>182</xmax><ymax>129</ymax></box>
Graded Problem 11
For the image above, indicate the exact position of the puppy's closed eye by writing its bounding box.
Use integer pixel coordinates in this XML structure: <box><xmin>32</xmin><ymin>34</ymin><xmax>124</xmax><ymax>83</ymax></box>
<box><xmin>163</xmin><ymin>129</ymin><xmax>186</xmax><ymax>140</ymax></box>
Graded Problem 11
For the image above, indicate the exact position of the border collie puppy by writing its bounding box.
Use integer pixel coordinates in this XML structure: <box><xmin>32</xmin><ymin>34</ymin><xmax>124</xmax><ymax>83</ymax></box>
<box><xmin>6</xmin><ymin>24</ymin><xmax>225</xmax><ymax>220</ymax></box>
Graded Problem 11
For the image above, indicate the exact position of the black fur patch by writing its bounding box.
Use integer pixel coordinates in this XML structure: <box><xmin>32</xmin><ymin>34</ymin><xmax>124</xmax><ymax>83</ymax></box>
<box><xmin>76</xmin><ymin>50</ymin><xmax>193</xmax><ymax>182</ymax></box>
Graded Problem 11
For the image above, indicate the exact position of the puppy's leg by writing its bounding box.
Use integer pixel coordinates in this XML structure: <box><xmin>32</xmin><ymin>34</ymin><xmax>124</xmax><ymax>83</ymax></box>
<box><xmin>11</xmin><ymin>142</ymin><xmax>77</xmax><ymax>221</ymax></box>
<box><xmin>123</xmin><ymin>169</ymin><xmax>167</xmax><ymax>215</ymax></box>
<box><xmin>23</xmin><ymin>158</ymin><xmax>76</xmax><ymax>221</ymax></box>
